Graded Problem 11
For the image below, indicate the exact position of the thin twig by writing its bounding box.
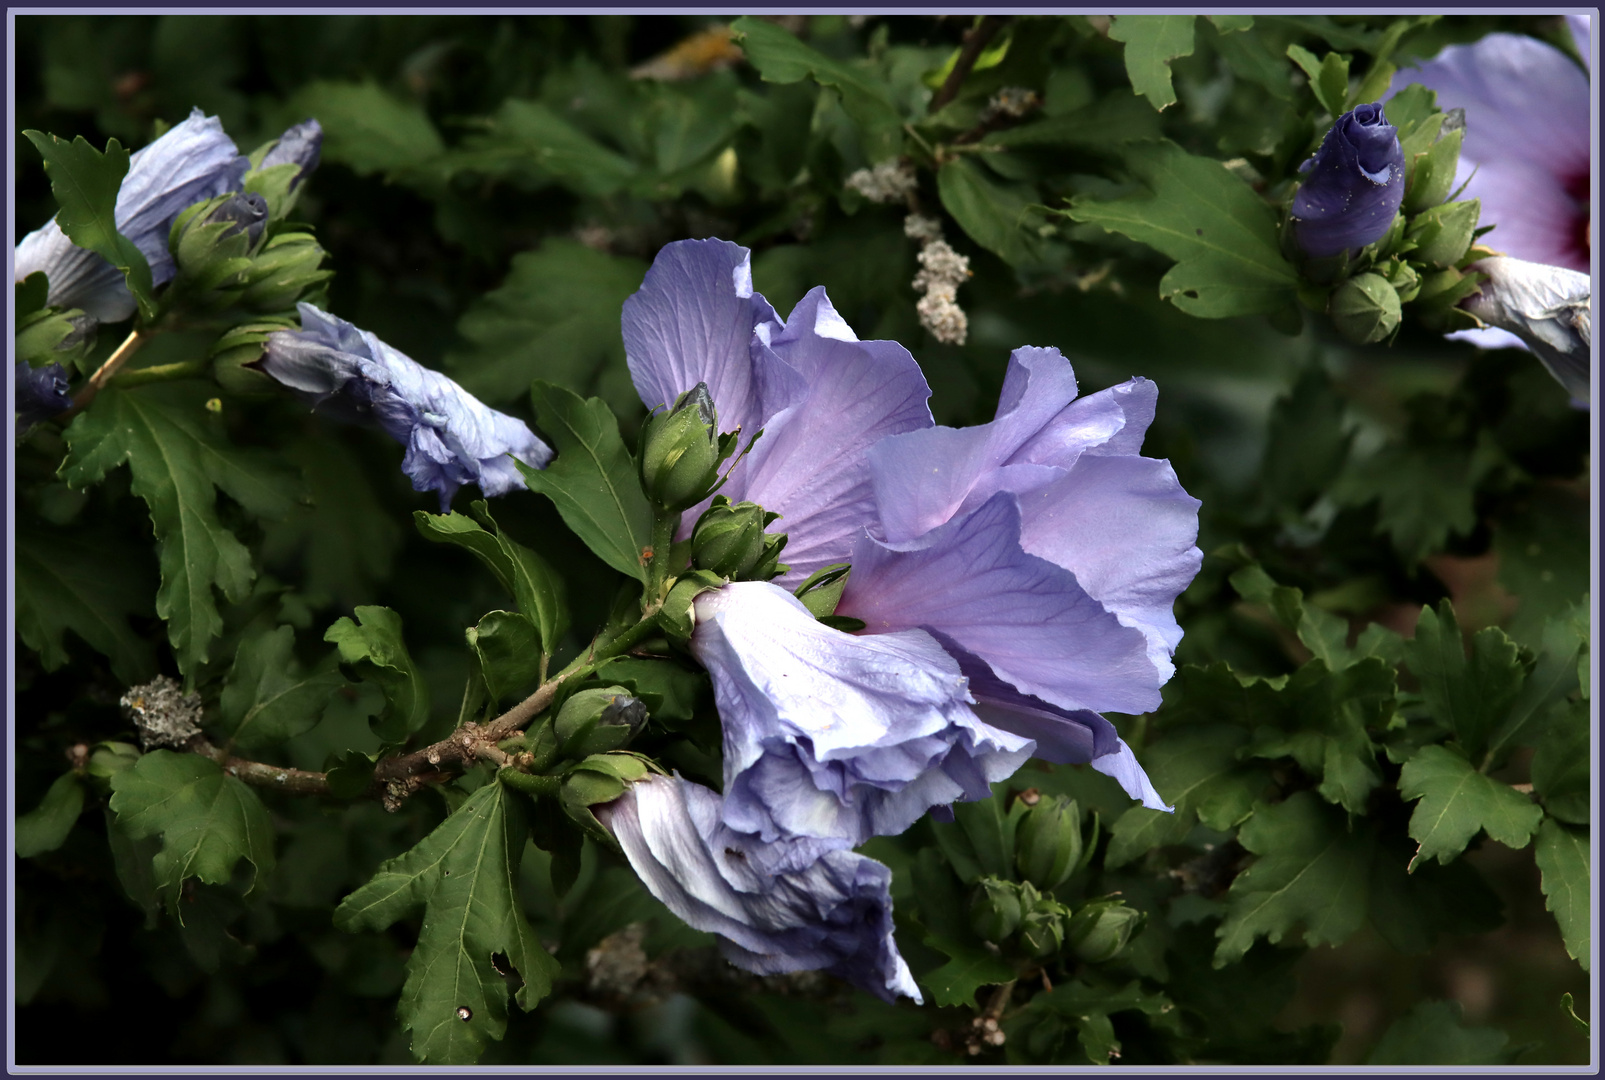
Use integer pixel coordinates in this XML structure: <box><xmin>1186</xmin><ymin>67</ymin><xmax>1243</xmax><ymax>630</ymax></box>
<box><xmin>928</xmin><ymin>16</ymin><xmax>1010</xmax><ymax>114</ymax></box>
<box><xmin>67</xmin><ymin>328</ymin><xmax>149</xmax><ymax>415</ymax></box>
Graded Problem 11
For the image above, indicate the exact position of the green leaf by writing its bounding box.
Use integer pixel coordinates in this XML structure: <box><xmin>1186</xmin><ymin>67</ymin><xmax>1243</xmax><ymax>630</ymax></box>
<box><xmin>15</xmin><ymin>772</ymin><xmax>87</xmax><ymax>858</ymax></box>
<box><xmin>324</xmin><ymin>606</ymin><xmax>431</xmax><ymax>743</ymax></box>
<box><xmin>1285</xmin><ymin>45</ymin><xmax>1351</xmax><ymax>118</ymax></box>
<box><xmin>22</xmin><ymin>130</ymin><xmax>156</xmax><ymax>320</ymax></box>
<box><xmin>1215</xmin><ymin>791</ymin><xmax>1374</xmax><ymax>965</ymax></box>
<box><xmin>1259</xmin><ymin>366</ymin><xmax>1353</xmax><ymax>515</ymax></box>
<box><xmin>1485</xmin><ymin>610</ymin><xmax>1583</xmax><ymax>760</ymax></box>
<box><xmin>1107</xmin><ymin>15</ymin><xmax>1196</xmax><ymax>112</ymax></box>
<box><xmin>58</xmin><ymin>383</ymin><xmax>300</xmax><ymax>673</ymax></box>
<box><xmin>1530</xmin><ymin>699</ymin><xmax>1589</xmax><ymax>824</ymax></box>
<box><xmin>1241</xmin><ymin>658</ymin><xmax>1393</xmax><ymax>814</ymax></box>
<box><xmin>282</xmin><ymin>80</ymin><xmax>445</xmax><ymax>178</ymax></box>
<box><xmin>1106</xmin><ymin>724</ymin><xmax>1270</xmax><ymax>868</ymax></box>
<box><xmin>908</xmin><ymin>848</ymin><xmax>1015</xmax><ymax>1007</ymax></box>
<box><xmin>336</xmin><ymin>782</ymin><xmax>559</xmax><ymax>1063</ymax></box>
<box><xmin>1366</xmin><ymin>1000</ymin><xmax>1512</xmax><ymax>1065</ymax></box>
<box><xmin>983</xmin><ymin>91</ymin><xmax>1161</xmax><ymax>150</ymax></box>
<box><xmin>15</xmin><ymin>519</ymin><xmax>156</xmax><ymax>684</ymax></box>
<box><xmin>448</xmin><ymin>99</ymin><xmax>638</xmax><ymax>197</ymax></box>
<box><xmin>1207</xmin><ymin>14</ymin><xmax>1254</xmax><ymax>32</ymax></box>
<box><xmin>514</xmin><ymin>382</ymin><xmax>654</xmax><ymax>583</ymax></box>
<box><xmin>447</xmin><ymin>240</ymin><xmax>648</xmax><ymax>411</ymax></box>
<box><xmin>730</xmin><ymin>16</ymin><xmax>904</xmax><ymax>160</ymax></box>
<box><xmin>1397</xmin><ymin>744</ymin><xmax>1543</xmax><ymax>868</ymax></box>
<box><xmin>1534</xmin><ymin>817</ymin><xmax>1590</xmax><ymax>969</ymax></box>
<box><xmin>937</xmin><ymin>157</ymin><xmax>1042</xmax><ymax>266</ymax></box>
<box><xmin>17</xmin><ymin>270</ymin><xmax>50</xmax><ymax>317</ymax></box>
<box><xmin>107</xmin><ymin>750</ymin><xmax>275</xmax><ymax>912</ymax></box>
<box><xmin>1334</xmin><ymin>432</ymin><xmax>1505</xmax><ymax>564</ymax></box>
<box><xmin>1367</xmin><ymin>829</ymin><xmax>1503</xmax><ymax>954</ymax></box>
<box><xmin>1066</xmin><ymin>140</ymin><xmax>1297</xmax><ymax>317</ymax></box>
<box><xmin>1403</xmin><ymin>601</ymin><xmax>1524</xmax><ymax>761</ymax></box>
<box><xmin>591</xmin><ymin>656</ymin><xmax>706</xmax><ymax>724</ymax></box>
<box><xmin>468</xmin><ymin>611</ymin><xmax>544</xmax><ymax>704</ymax></box>
<box><xmin>217</xmin><ymin>625</ymin><xmax>345</xmax><ymax>751</ymax></box>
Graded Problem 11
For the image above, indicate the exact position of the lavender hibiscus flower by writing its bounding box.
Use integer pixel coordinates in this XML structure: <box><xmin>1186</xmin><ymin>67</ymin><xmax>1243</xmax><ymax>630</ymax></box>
<box><xmin>14</xmin><ymin>109</ymin><xmax>250</xmax><ymax>322</ymax></box>
<box><xmin>261</xmin><ymin>303</ymin><xmax>553</xmax><ymax>510</ymax></box>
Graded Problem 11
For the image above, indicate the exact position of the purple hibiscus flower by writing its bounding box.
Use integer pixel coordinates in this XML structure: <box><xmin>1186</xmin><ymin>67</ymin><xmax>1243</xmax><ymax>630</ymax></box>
<box><xmin>14</xmin><ymin>109</ymin><xmax>250</xmax><ymax>323</ymax></box>
<box><xmin>261</xmin><ymin>303</ymin><xmax>553</xmax><ymax>510</ymax></box>
<box><xmin>595</xmin><ymin>773</ymin><xmax>922</xmax><ymax>1003</ymax></box>
<box><xmin>1289</xmin><ymin>103</ymin><xmax>1408</xmax><ymax>258</ymax></box>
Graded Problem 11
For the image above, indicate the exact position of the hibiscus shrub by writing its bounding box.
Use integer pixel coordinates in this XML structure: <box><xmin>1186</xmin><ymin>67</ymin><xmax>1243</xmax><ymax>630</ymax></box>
<box><xmin>12</xmin><ymin>13</ymin><xmax>1591</xmax><ymax>1068</ymax></box>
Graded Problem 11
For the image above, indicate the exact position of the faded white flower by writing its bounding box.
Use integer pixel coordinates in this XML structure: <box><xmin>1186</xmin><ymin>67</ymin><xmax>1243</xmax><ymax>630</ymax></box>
<box><xmin>121</xmin><ymin>675</ymin><xmax>204</xmax><ymax>749</ymax></box>
<box><xmin>845</xmin><ymin>160</ymin><xmax>918</xmax><ymax>204</ymax></box>
<box><xmin>903</xmin><ymin>214</ymin><xmax>944</xmax><ymax>242</ymax></box>
<box><xmin>1462</xmin><ymin>255</ymin><xmax>1591</xmax><ymax>402</ymax></box>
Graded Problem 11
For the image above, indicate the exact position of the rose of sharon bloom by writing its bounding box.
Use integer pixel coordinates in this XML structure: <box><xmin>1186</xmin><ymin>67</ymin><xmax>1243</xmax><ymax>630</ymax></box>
<box><xmin>261</xmin><ymin>303</ymin><xmax>553</xmax><ymax>510</ymax></box>
<box><xmin>1402</xmin><ymin>18</ymin><xmax>1590</xmax><ymax>272</ymax></box>
<box><xmin>1290</xmin><ymin>103</ymin><xmax>1407</xmax><ymax>258</ymax></box>
<box><xmin>595</xmin><ymin>773</ymin><xmax>922</xmax><ymax>1003</ymax></box>
<box><xmin>14</xmin><ymin>109</ymin><xmax>250</xmax><ymax>322</ymax></box>
<box><xmin>1461</xmin><ymin>256</ymin><xmax>1591</xmax><ymax>401</ymax></box>
<box><xmin>14</xmin><ymin>361</ymin><xmax>74</xmax><ymax>430</ymax></box>
<box><xmin>842</xmin><ymin>346</ymin><xmax>1199</xmax><ymax>808</ymax></box>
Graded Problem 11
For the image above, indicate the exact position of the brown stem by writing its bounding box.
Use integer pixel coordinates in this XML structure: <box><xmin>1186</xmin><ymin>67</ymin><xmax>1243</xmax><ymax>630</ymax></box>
<box><xmin>67</xmin><ymin>328</ymin><xmax>149</xmax><ymax>415</ymax></box>
<box><xmin>192</xmin><ymin>736</ymin><xmax>333</xmax><ymax>796</ymax></box>
<box><xmin>928</xmin><ymin>16</ymin><xmax>1010</xmax><ymax>114</ymax></box>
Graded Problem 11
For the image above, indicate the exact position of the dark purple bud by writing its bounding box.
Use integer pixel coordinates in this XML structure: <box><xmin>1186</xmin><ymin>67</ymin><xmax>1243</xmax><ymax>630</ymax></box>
<box><xmin>260</xmin><ymin>119</ymin><xmax>323</xmax><ymax>190</ymax></box>
<box><xmin>203</xmin><ymin>192</ymin><xmax>270</xmax><ymax>246</ymax></box>
<box><xmin>15</xmin><ymin>361</ymin><xmax>73</xmax><ymax>429</ymax></box>
<box><xmin>1290</xmin><ymin>103</ymin><xmax>1407</xmax><ymax>258</ymax></box>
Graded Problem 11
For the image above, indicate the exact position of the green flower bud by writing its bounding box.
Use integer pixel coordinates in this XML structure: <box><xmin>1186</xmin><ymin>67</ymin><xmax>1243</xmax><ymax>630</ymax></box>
<box><xmin>15</xmin><ymin>308</ymin><xmax>96</xmax><ymax>371</ymax></box>
<box><xmin>1065</xmin><ymin>900</ymin><xmax>1144</xmax><ymax>964</ymax></box>
<box><xmin>235</xmin><ymin>231</ymin><xmax>332</xmax><ymax>313</ymax></box>
<box><xmin>691</xmin><ymin>496</ymin><xmax>788</xmax><ymax>581</ymax></box>
<box><xmin>554</xmin><ymin>686</ymin><xmax>649</xmax><ymax>758</ymax></box>
<box><xmin>1406</xmin><ymin>198</ymin><xmax>1481</xmax><ymax>269</ymax></box>
<box><xmin>210</xmin><ymin>320</ymin><xmax>292</xmax><ymax>397</ymax></box>
<box><xmin>1382</xmin><ymin>259</ymin><xmax>1421</xmax><ymax>304</ymax></box>
<box><xmin>1329</xmin><ymin>273</ymin><xmax>1402</xmax><ymax>344</ymax></box>
<box><xmin>640</xmin><ymin>383</ymin><xmax>722</xmax><ymax>511</ymax></box>
<box><xmin>969</xmin><ymin>877</ymin><xmax>1024</xmax><ymax>942</ymax></box>
<box><xmin>1015</xmin><ymin>795</ymin><xmax>1084</xmax><ymax>891</ymax></box>
<box><xmin>1018</xmin><ymin>896</ymin><xmax>1068</xmax><ymax>960</ymax></box>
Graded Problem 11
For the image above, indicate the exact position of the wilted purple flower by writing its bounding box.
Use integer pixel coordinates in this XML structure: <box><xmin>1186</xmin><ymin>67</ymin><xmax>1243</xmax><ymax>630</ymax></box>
<box><xmin>1401</xmin><ymin>20</ymin><xmax>1590</xmax><ymax>272</ymax></box>
<box><xmin>262</xmin><ymin>303</ymin><xmax>553</xmax><ymax>510</ymax></box>
<box><xmin>595</xmin><ymin>773</ymin><xmax>922</xmax><ymax>1003</ymax></box>
<box><xmin>1290</xmin><ymin>103</ymin><xmax>1407</xmax><ymax>258</ymax></box>
<box><xmin>14</xmin><ymin>361</ymin><xmax>73</xmax><ymax>431</ymax></box>
<box><xmin>1461</xmin><ymin>256</ymin><xmax>1591</xmax><ymax>402</ymax></box>
<box><xmin>14</xmin><ymin>109</ymin><xmax>249</xmax><ymax>322</ymax></box>
<box><xmin>839</xmin><ymin>347</ymin><xmax>1199</xmax><ymax>810</ymax></box>
<box><xmin>258</xmin><ymin>119</ymin><xmax>323</xmax><ymax>190</ymax></box>
<box><xmin>690</xmin><ymin>581</ymin><xmax>1033</xmax><ymax>849</ymax></box>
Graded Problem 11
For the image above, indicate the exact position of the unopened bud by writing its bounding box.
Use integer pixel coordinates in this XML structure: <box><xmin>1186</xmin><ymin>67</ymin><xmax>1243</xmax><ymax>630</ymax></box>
<box><xmin>691</xmin><ymin>496</ymin><xmax>787</xmax><ymax>580</ymax></box>
<box><xmin>235</xmin><ymin>232</ymin><xmax>331</xmax><ymax>313</ymax></box>
<box><xmin>555</xmin><ymin>687</ymin><xmax>648</xmax><ymax>758</ymax></box>
<box><xmin>640</xmin><ymin>383</ymin><xmax>722</xmax><ymax>511</ymax></box>
<box><xmin>969</xmin><ymin>877</ymin><xmax>1024</xmax><ymax>942</ymax></box>
<box><xmin>1017</xmin><ymin>897</ymin><xmax>1068</xmax><ymax>960</ymax></box>
<box><xmin>1406</xmin><ymin>198</ymin><xmax>1481</xmax><ymax>268</ymax></box>
<box><xmin>204</xmin><ymin>191</ymin><xmax>270</xmax><ymax>248</ymax></box>
<box><xmin>1066</xmin><ymin>900</ymin><xmax>1144</xmax><ymax>964</ymax></box>
<box><xmin>1015</xmin><ymin>795</ymin><xmax>1084</xmax><ymax>891</ymax></box>
<box><xmin>1329</xmin><ymin>273</ymin><xmax>1402</xmax><ymax>344</ymax></box>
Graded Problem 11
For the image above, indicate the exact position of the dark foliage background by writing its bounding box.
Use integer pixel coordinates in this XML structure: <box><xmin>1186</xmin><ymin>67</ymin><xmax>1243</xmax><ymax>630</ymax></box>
<box><xmin>12</xmin><ymin>13</ymin><xmax>1591</xmax><ymax>1066</ymax></box>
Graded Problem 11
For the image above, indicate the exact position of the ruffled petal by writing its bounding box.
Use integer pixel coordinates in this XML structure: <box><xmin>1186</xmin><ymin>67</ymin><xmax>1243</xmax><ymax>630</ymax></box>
<box><xmin>690</xmin><ymin>581</ymin><xmax>1033</xmax><ymax>848</ymax></box>
<box><xmin>842</xmin><ymin>491</ymin><xmax>1162</xmax><ymax>715</ymax></box>
<box><xmin>622</xmin><ymin>238</ymin><xmax>779</xmax><ymax>442</ymax></box>
<box><xmin>597</xmin><ymin>774</ymin><xmax>923</xmax><ymax>1003</ymax></box>
<box><xmin>262</xmin><ymin>303</ymin><xmax>552</xmax><ymax>509</ymax></box>
<box><xmin>735</xmin><ymin>287</ymin><xmax>934</xmax><ymax>582</ymax></box>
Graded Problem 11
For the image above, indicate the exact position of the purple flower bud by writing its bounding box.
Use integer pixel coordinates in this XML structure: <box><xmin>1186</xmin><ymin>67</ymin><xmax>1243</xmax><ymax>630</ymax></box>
<box><xmin>15</xmin><ymin>361</ymin><xmax>73</xmax><ymax>430</ymax></box>
<box><xmin>259</xmin><ymin>119</ymin><xmax>323</xmax><ymax>190</ymax></box>
<box><xmin>1291</xmin><ymin>103</ymin><xmax>1407</xmax><ymax>258</ymax></box>
<box><xmin>13</xmin><ymin>109</ymin><xmax>249</xmax><ymax>322</ymax></box>
<box><xmin>203</xmin><ymin>191</ymin><xmax>269</xmax><ymax>247</ymax></box>
<box><xmin>261</xmin><ymin>303</ymin><xmax>553</xmax><ymax>510</ymax></box>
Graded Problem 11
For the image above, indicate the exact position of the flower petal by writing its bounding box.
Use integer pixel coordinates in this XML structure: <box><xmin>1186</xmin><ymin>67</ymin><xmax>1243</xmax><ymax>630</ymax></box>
<box><xmin>843</xmin><ymin>491</ymin><xmax>1162</xmax><ymax>715</ymax></box>
<box><xmin>622</xmin><ymin>238</ymin><xmax>778</xmax><ymax>441</ymax></box>
<box><xmin>690</xmin><ymin>581</ymin><xmax>1032</xmax><ymax>848</ymax></box>
<box><xmin>262</xmin><ymin>303</ymin><xmax>552</xmax><ymax>509</ymax></box>
<box><xmin>735</xmin><ymin>287</ymin><xmax>934</xmax><ymax>582</ymax></box>
<box><xmin>597</xmin><ymin>774</ymin><xmax>923</xmax><ymax>1003</ymax></box>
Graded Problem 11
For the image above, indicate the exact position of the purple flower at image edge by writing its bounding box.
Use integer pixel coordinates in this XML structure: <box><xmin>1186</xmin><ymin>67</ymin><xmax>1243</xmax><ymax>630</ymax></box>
<box><xmin>1290</xmin><ymin>103</ymin><xmax>1407</xmax><ymax>258</ymax></box>
<box><xmin>15</xmin><ymin>361</ymin><xmax>74</xmax><ymax>430</ymax></box>
<box><xmin>596</xmin><ymin>773</ymin><xmax>923</xmax><ymax>1004</ymax></box>
<box><xmin>1400</xmin><ymin>16</ymin><xmax>1593</xmax><ymax>393</ymax></box>
<box><xmin>14</xmin><ymin>108</ymin><xmax>249</xmax><ymax>323</ymax></box>
<box><xmin>260</xmin><ymin>303</ymin><xmax>553</xmax><ymax>510</ymax></box>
